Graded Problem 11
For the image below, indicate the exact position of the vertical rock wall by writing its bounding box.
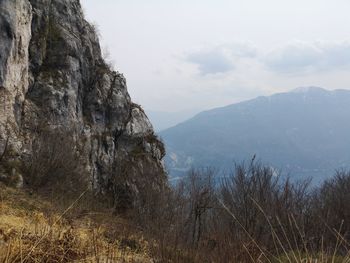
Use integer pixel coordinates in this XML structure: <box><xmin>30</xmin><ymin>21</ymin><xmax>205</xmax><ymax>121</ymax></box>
<box><xmin>0</xmin><ymin>0</ymin><xmax>166</xmax><ymax>206</ymax></box>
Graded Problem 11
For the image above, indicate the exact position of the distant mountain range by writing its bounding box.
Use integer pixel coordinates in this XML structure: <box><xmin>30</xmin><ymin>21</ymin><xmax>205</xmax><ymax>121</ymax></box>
<box><xmin>159</xmin><ymin>87</ymin><xmax>350</xmax><ymax>183</ymax></box>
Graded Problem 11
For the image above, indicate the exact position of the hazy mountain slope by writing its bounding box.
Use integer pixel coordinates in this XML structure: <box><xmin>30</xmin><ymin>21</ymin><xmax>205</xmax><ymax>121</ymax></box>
<box><xmin>160</xmin><ymin>87</ymin><xmax>350</xmax><ymax>182</ymax></box>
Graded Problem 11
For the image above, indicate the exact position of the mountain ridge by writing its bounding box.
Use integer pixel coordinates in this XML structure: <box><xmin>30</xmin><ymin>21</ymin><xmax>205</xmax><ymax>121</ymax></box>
<box><xmin>160</xmin><ymin>87</ymin><xmax>350</xmax><ymax>182</ymax></box>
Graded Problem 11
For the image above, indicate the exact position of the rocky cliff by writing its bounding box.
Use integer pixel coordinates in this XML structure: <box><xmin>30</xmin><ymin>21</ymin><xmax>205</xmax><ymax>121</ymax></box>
<box><xmin>0</xmin><ymin>0</ymin><xmax>166</xmax><ymax>207</ymax></box>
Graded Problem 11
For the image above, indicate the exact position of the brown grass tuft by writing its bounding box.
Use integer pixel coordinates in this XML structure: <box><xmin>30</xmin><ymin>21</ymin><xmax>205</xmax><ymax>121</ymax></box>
<box><xmin>0</xmin><ymin>183</ymin><xmax>152</xmax><ymax>263</ymax></box>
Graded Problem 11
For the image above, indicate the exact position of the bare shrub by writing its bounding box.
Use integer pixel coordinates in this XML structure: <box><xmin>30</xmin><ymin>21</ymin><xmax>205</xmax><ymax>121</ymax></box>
<box><xmin>214</xmin><ymin>161</ymin><xmax>316</xmax><ymax>258</ymax></box>
<box><xmin>181</xmin><ymin>168</ymin><xmax>216</xmax><ymax>247</ymax></box>
<box><xmin>142</xmin><ymin>160</ymin><xmax>350</xmax><ymax>262</ymax></box>
<box><xmin>0</xmin><ymin>134</ymin><xmax>24</xmax><ymax>188</ymax></box>
<box><xmin>23</xmin><ymin>127</ymin><xmax>87</xmax><ymax>195</ymax></box>
<box><xmin>143</xmin><ymin>168</ymin><xmax>217</xmax><ymax>262</ymax></box>
<box><xmin>0</xmin><ymin>136</ymin><xmax>9</xmax><ymax>163</ymax></box>
<box><xmin>312</xmin><ymin>170</ymin><xmax>350</xmax><ymax>245</ymax></box>
<box><xmin>218</xmin><ymin>161</ymin><xmax>280</xmax><ymax>243</ymax></box>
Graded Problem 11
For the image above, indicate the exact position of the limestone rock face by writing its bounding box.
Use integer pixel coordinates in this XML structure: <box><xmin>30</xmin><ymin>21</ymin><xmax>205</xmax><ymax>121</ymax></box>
<box><xmin>0</xmin><ymin>0</ymin><xmax>166</xmax><ymax>203</ymax></box>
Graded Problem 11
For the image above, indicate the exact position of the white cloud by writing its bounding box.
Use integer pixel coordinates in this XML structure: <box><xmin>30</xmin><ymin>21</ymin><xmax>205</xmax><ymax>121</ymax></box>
<box><xmin>184</xmin><ymin>40</ymin><xmax>350</xmax><ymax>78</ymax></box>
<box><xmin>263</xmin><ymin>40</ymin><xmax>350</xmax><ymax>74</ymax></box>
<box><xmin>184</xmin><ymin>43</ymin><xmax>258</xmax><ymax>75</ymax></box>
<box><xmin>81</xmin><ymin>0</ymin><xmax>350</xmax><ymax>112</ymax></box>
<box><xmin>186</xmin><ymin>48</ymin><xmax>234</xmax><ymax>75</ymax></box>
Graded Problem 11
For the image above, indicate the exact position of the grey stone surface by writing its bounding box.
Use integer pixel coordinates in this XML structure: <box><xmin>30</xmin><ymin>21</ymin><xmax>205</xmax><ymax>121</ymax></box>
<box><xmin>0</xmin><ymin>0</ymin><xmax>166</xmax><ymax>204</ymax></box>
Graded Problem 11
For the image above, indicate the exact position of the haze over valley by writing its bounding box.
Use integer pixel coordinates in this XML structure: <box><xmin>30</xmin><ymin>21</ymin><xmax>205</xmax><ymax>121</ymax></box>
<box><xmin>160</xmin><ymin>87</ymin><xmax>350</xmax><ymax>183</ymax></box>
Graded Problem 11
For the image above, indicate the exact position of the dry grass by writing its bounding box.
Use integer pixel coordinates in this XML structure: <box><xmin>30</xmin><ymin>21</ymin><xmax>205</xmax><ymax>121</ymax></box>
<box><xmin>217</xmin><ymin>196</ymin><xmax>350</xmax><ymax>263</ymax></box>
<box><xmin>1</xmin><ymin>170</ymin><xmax>350</xmax><ymax>263</ymax></box>
<box><xmin>0</xmin><ymin>183</ymin><xmax>152</xmax><ymax>263</ymax></box>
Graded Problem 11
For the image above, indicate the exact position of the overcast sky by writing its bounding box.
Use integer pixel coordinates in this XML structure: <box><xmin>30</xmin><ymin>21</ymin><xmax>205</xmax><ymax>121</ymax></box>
<box><xmin>81</xmin><ymin>0</ymin><xmax>350</xmax><ymax>112</ymax></box>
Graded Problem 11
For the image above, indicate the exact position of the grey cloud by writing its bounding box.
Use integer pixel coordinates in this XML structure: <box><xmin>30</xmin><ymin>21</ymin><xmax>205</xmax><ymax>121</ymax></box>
<box><xmin>185</xmin><ymin>41</ymin><xmax>350</xmax><ymax>77</ymax></box>
<box><xmin>264</xmin><ymin>41</ymin><xmax>350</xmax><ymax>74</ymax></box>
<box><xmin>185</xmin><ymin>43</ymin><xmax>258</xmax><ymax>76</ymax></box>
<box><xmin>222</xmin><ymin>42</ymin><xmax>258</xmax><ymax>58</ymax></box>
<box><xmin>186</xmin><ymin>49</ymin><xmax>234</xmax><ymax>75</ymax></box>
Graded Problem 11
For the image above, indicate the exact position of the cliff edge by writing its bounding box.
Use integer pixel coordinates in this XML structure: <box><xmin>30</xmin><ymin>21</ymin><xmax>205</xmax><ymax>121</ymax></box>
<box><xmin>0</xmin><ymin>0</ymin><xmax>166</xmax><ymax>208</ymax></box>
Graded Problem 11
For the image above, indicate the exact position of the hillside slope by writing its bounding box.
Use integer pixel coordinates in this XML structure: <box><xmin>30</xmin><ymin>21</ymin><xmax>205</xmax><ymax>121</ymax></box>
<box><xmin>0</xmin><ymin>183</ymin><xmax>152</xmax><ymax>262</ymax></box>
<box><xmin>161</xmin><ymin>87</ymin><xmax>350</xmax><ymax>182</ymax></box>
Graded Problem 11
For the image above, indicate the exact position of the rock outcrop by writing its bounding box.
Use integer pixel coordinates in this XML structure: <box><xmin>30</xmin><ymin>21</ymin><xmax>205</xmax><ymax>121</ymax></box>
<box><xmin>0</xmin><ymin>0</ymin><xmax>166</xmax><ymax>206</ymax></box>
